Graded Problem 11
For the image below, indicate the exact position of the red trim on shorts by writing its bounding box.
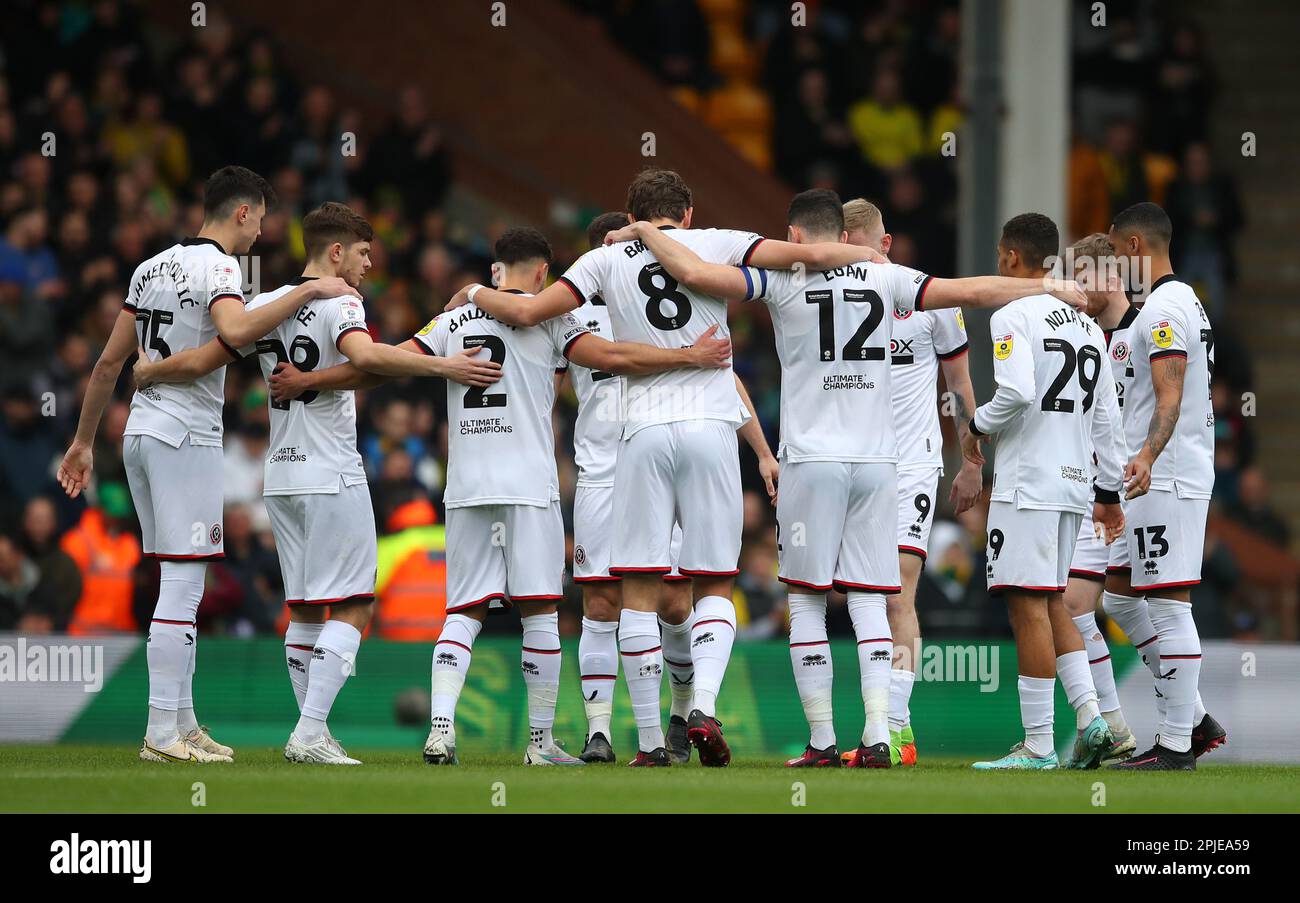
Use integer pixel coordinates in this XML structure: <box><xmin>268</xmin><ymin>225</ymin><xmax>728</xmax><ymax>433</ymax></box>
<box><xmin>144</xmin><ymin>552</ymin><xmax>224</xmax><ymax>562</ymax></box>
<box><xmin>621</xmin><ymin>645</ymin><xmax>661</xmax><ymax>656</ymax></box>
<box><xmin>510</xmin><ymin>594</ymin><xmax>563</xmax><ymax>602</ymax></box>
<box><xmin>287</xmin><ymin>593</ymin><xmax>374</xmax><ymax>607</ymax></box>
<box><xmin>1069</xmin><ymin>568</ymin><xmax>1106</xmax><ymax>583</ymax></box>
<box><xmin>1106</xmin><ymin>565</ymin><xmax>1131</xmax><ymax>574</ymax></box>
<box><xmin>988</xmin><ymin>584</ymin><xmax>1065</xmax><ymax>593</ymax></box>
<box><xmin>446</xmin><ymin>592</ymin><xmax>505</xmax><ymax>613</ymax></box>
<box><xmin>610</xmin><ymin>566</ymin><xmax>671</xmax><ymax>575</ymax></box>
<box><xmin>778</xmin><ymin>576</ymin><xmax>833</xmax><ymax>592</ymax></box>
<box><xmin>679</xmin><ymin>567</ymin><xmax>740</xmax><ymax>577</ymax></box>
<box><xmin>833</xmin><ymin>581</ymin><xmax>903</xmax><ymax>593</ymax></box>
<box><xmin>1132</xmin><ymin>579</ymin><xmax>1201</xmax><ymax>591</ymax></box>
<box><xmin>152</xmin><ymin>618</ymin><xmax>195</xmax><ymax>626</ymax></box>
<box><xmin>574</xmin><ymin>575</ymin><xmax>621</xmax><ymax>584</ymax></box>
<box><xmin>898</xmin><ymin>545</ymin><xmax>928</xmax><ymax>561</ymax></box>
<box><xmin>436</xmin><ymin>639</ymin><xmax>473</xmax><ymax>653</ymax></box>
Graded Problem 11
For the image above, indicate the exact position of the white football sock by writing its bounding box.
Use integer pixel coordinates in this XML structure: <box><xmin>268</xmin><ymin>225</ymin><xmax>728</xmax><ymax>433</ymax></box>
<box><xmin>284</xmin><ymin>620</ymin><xmax>324</xmax><ymax>711</ymax></box>
<box><xmin>620</xmin><ymin>609</ymin><xmax>665</xmax><ymax>752</ymax></box>
<box><xmin>431</xmin><ymin>614</ymin><xmax>482</xmax><ymax>742</ymax></box>
<box><xmin>848</xmin><ymin>592</ymin><xmax>891</xmax><ymax>746</ymax></box>
<box><xmin>659</xmin><ymin>611</ymin><xmax>695</xmax><ymax>721</ymax></box>
<box><xmin>690</xmin><ymin>595</ymin><xmax>736</xmax><ymax>718</ymax></box>
<box><xmin>1056</xmin><ymin>650</ymin><xmax>1101</xmax><ymax>730</ymax></box>
<box><xmin>146</xmin><ymin>562</ymin><xmax>205</xmax><ymax>747</ymax></box>
<box><xmin>788</xmin><ymin>594</ymin><xmax>835</xmax><ymax>750</ymax></box>
<box><xmin>578</xmin><ymin>616</ymin><xmax>618</xmax><ymax>738</ymax></box>
<box><xmin>1102</xmin><ymin>591</ymin><xmax>1161</xmax><ymax>678</ymax></box>
<box><xmin>889</xmin><ymin>669</ymin><xmax>916</xmax><ymax>733</ymax></box>
<box><xmin>1018</xmin><ymin>675</ymin><xmax>1056</xmax><ymax>757</ymax></box>
<box><xmin>296</xmin><ymin>620</ymin><xmax>361</xmax><ymax>743</ymax></box>
<box><xmin>1147</xmin><ymin>597</ymin><xmax>1202</xmax><ymax>753</ymax></box>
<box><xmin>1071</xmin><ymin>611</ymin><xmax>1124</xmax><ymax>728</ymax></box>
<box><xmin>521</xmin><ymin>612</ymin><xmax>561</xmax><ymax>747</ymax></box>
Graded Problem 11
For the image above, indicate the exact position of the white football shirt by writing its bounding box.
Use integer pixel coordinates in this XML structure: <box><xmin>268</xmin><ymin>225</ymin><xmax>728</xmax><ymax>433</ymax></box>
<box><xmin>743</xmin><ymin>260</ymin><xmax>932</xmax><ymax>463</ymax></box>
<box><xmin>414</xmin><ymin>293</ymin><xmax>589</xmax><ymax>508</ymax></box>
<box><xmin>1122</xmin><ymin>276</ymin><xmax>1214</xmax><ymax>499</ymax></box>
<box><xmin>973</xmin><ymin>295</ymin><xmax>1124</xmax><ymax>513</ymax></box>
<box><xmin>239</xmin><ymin>278</ymin><xmax>369</xmax><ymax>495</ymax></box>
<box><xmin>890</xmin><ymin>307</ymin><xmax>969</xmax><ymax>470</ymax></box>
<box><xmin>560</xmin><ymin>293</ymin><xmax>623</xmax><ymax>487</ymax></box>
<box><xmin>1103</xmin><ymin>303</ymin><xmax>1140</xmax><ymax>418</ymax></box>
<box><xmin>559</xmin><ymin>226</ymin><xmax>763</xmax><ymax>437</ymax></box>
<box><xmin>123</xmin><ymin>237</ymin><xmax>245</xmax><ymax>448</ymax></box>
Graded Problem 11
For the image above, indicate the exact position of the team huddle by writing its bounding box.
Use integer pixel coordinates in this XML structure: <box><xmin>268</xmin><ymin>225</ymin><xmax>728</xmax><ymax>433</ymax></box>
<box><xmin>55</xmin><ymin>164</ymin><xmax>1225</xmax><ymax>771</ymax></box>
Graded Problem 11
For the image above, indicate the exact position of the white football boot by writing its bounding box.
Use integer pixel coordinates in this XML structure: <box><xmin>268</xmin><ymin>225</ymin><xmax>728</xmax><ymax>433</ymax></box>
<box><xmin>524</xmin><ymin>741</ymin><xmax>585</xmax><ymax>766</ymax></box>
<box><xmin>423</xmin><ymin>729</ymin><xmax>458</xmax><ymax>765</ymax></box>
<box><xmin>284</xmin><ymin>732</ymin><xmax>362</xmax><ymax>765</ymax></box>
<box><xmin>183</xmin><ymin>725</ymin><xmax>234</xmax><ymax>759</ymax></box>
<box><xmin>139</xmin><ymin>737</ymin><xmax>233</xmax><ymax>764</ymax></box>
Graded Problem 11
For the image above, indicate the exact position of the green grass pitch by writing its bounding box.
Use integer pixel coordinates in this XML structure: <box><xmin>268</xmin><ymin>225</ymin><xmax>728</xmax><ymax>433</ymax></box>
<box><xmin>3</xmin><ymin>745</ymin><xmax>1298</xmax><ymax>813</ymax></box>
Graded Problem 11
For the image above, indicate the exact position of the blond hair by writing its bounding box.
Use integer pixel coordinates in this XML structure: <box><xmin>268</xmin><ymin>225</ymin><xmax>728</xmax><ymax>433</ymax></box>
<box><xmin>843</xmin><ymin>198</ymin><xmax>883</xmax><ymax>236</ymax></box>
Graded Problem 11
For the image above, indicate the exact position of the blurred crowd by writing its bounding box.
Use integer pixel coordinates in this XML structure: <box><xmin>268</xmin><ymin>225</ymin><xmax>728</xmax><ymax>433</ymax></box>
<box><xmin>0</xmin><ymin>1</ymin><xmax>1291</xmax><ymax>641</ymax></box>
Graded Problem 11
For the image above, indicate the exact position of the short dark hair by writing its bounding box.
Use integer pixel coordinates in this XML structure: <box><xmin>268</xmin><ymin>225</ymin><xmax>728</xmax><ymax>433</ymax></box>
<box><xmin>626</xmin><ymin>169</ymin><xmax>692</xmax><ymax>223</ymax></box>
<box><xmin>494</xmin><ymin>226</ymin><xmax>552</xmax><ymax>265</ymax></box>
<box><xmin>302</xmin><ymin>202</ymin><xmax>374</xmax><ymax>258</ymax></box>
<box><xmin>1000</xmin><ymin>212</ymin><xmax>1060</xmax><ymax>268</ymax></box>
<box><xmin>787</xmin><ymin>188</ymin><xmax>845</xmax><ymax>238</ymax></box>
<box><xmin>1112</xmin><ymin>201</ymin><xmax>1173</xmax><ymax>249</ymax></box>
<box><xmin>203</xmin><ymin>165</ymin><xmax>274</xmax><ymax>220</ymax></box>
<box><xmin>587</xmin><ymin>211</ymin><xmax>629</xmax><ymax>250</ymax></box>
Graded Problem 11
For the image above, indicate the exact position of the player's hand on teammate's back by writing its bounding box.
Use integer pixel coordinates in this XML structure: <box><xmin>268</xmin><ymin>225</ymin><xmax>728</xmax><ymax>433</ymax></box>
<box><xmin>949</xmin><ymin>459</ymin><xmax>983</xmax><ymax>514</ymax></box>
<box><xmin>132</xmin><ymin>346</ymin><xmax>159</xmax><ymax>388</ymax></box>
<box><xmin>1043</xmin><ymin>278</ymin><xmax>1088</xmax><ymax>311</ymax></box>
<box><xmin>1123</xmin><ymin>453</ymin><xmax>1153</xmax><ymax>499</ymax></box>
<box><xmin>308</xmin><ymin>275</ymin><xmax>362</xmax><ymax>300</ymax></box>
<box><xmin>687</xmin><ymin>324</ymin><xmax>733</xmax><ymax>369</ymax></box>
<box><xmin>57</xmin><ymin>442</ymin><xmax>94</xmax><ymax>499</ymax></box>
<box><xmin>1093</xmin><ymin>501</ymin><xmax>1125</xmax><ymax>545</ymax></box>
<box><xmin>960</xmin><ymin>429</ymin><xmax>985</xmax><ymax>467</ymax></box>
<box><xmin>269</xmin><ymin>361</ymin><xmax>312</xmax><ymax>402</ymax></box>
<box><xmin>442</xmin><ymin>346</ymin><xmax>504</xmax><ymax>387</ymax></box>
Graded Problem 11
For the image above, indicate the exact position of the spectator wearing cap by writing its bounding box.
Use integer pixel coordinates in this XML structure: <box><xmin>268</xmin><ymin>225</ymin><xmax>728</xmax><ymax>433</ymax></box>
<box><xmin>60</xmin><ymin>481</ymin><xmax>141</xmax><ymax>635</ymax></box>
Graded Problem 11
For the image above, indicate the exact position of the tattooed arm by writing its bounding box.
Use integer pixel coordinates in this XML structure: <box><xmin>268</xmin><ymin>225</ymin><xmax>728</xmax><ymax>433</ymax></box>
<box><xmin>1124</xmin><ymin>353</ymin><xmax>1185</xmax><ymax>497</ymax></box>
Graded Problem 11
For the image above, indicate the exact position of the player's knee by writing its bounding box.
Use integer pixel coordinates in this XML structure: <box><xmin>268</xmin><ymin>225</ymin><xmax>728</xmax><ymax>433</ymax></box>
<box><xmin>330</xmin><ymin>599</ymin><xmax>375</xmax><ymax>630</ymax></box>
<box><xmin>658</xmin><ymin>580</ymin><xmax>692</xmax><ymax>623</ymax></box>
<box><xmin>583</xmin><ymin>585</ymin><xmax>621</xmax><ymax>621</ymax></box>
<box><xmin>691</xmin><ymin>575</ymin><xmax>732</xmax><ymax>603</ymax></box>
<box><xmin>518</xmin><ymin>599</ymin><xmax>559</xmax><ymax>617</ymax></box>
<box><xmin>1104</xmin><ymin>572</ymin><xmax>1136</xmax><ymax>598</ymax></box>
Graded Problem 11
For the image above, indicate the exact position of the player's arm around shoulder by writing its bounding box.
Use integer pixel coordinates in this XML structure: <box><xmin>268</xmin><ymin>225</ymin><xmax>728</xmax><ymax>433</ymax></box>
<box><xmin>133</xmin><ymin>337</ymin><xmax>237</xmax><ymax>388</ymax></box>
<box><xmin>606</xmin><ymin>221</ymin><xmax>752</xmax><ymax>299</ymax></box>
<box><xmin>566</xmin><ymin>325</ymin><xmax>733</xmax><ymax>376</ymax></box>
<box><xmin>211</xmin><ymin>276</ymin><xmax>358</xmax><ymax>347</ymax></box>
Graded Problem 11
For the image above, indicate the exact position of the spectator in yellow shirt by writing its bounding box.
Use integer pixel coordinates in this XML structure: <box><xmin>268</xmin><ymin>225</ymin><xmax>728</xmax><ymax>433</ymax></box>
<box><xmin>848</xmin><ymin>67</ymin><xmax>924</xmax><ymax>172</ymax></box>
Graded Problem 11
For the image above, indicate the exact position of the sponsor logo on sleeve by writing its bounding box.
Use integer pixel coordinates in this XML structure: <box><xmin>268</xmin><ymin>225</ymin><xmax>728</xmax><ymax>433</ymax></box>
<box><xmin>994</xmin><ymin>334</ymin><xmax>1014</xmax><ymax>360</ymax></box>
<box><xmin>1152</xmin><ymin>321</ymin><xmax>1174</xmax><ymax>348</ymax></box>
<box><xmin>416</xmin><ymin>317</ymin><xmax>438</xmax><ymax>337</ymax></box>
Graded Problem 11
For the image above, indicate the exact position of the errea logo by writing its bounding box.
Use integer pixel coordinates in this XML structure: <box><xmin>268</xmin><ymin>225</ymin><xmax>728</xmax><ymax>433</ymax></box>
<box><xmin>50</xmin><ymin>834</ymin><xmax>151</xmax><ymax>883</ymax></box>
